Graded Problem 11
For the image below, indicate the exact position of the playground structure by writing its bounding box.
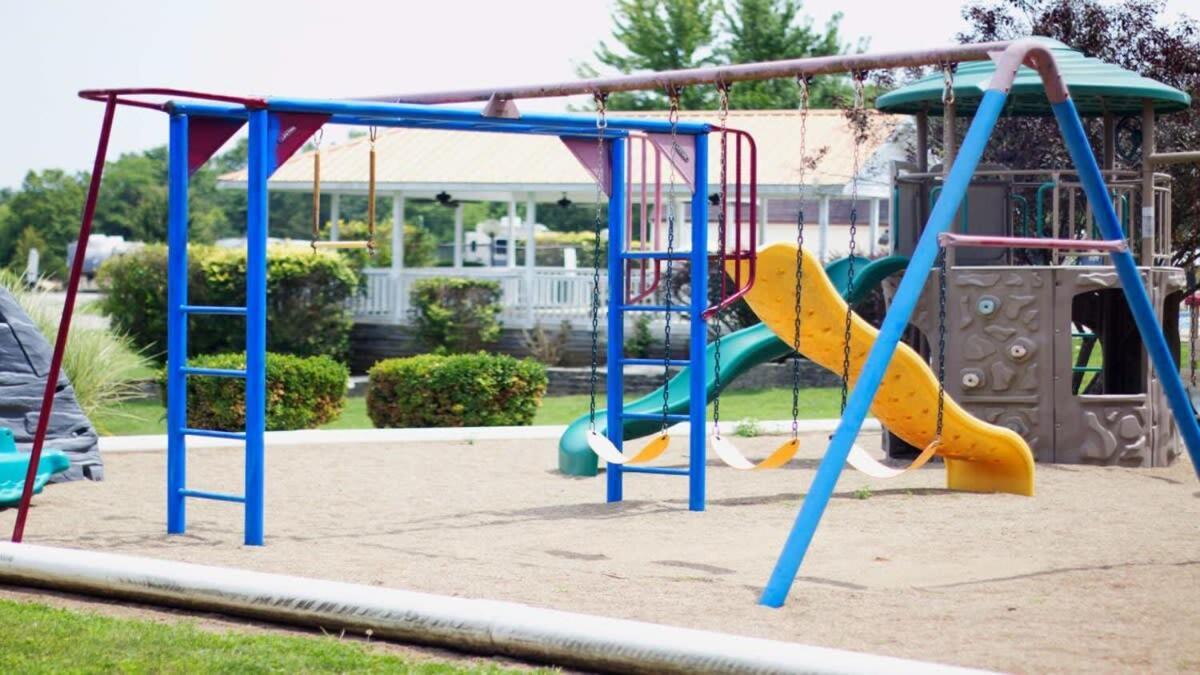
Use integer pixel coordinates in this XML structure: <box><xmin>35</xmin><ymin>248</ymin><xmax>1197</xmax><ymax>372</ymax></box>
<box><xmin>4</xmin><ymin>37</ymin><xmax>1198</xmax><ymax>618</ymax></box>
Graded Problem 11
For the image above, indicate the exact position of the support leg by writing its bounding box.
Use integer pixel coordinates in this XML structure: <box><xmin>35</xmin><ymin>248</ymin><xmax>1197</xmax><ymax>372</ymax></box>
<box><xmin>244</xmin><ymin>110</ymin><xmax>269</xmax><ymax>546</ymax></box>
<box><xmin>166</xmin><ymin>113</ymin><xmax>190</xmax><ymax>535</ymax></box>
<box><xmin>688</xmin><ymin>133</ymin><xmax>709</xmax><ymax>512</ymax></box>
<box><xmin>606</xmin><ymin>138</ymin><xmax>627</xmax><ymax>503</ymax></box>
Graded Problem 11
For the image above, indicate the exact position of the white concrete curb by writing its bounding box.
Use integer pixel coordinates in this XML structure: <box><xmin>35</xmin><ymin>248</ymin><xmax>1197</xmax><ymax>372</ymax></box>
<box><xmin>0</xmin><ymin>543</ymin><xmax>987</xmax><ymax>675</ymax></box>
<box><xmin>97</xmin><ymin>418</ymin><xmax>883</xmax><ymax>454</ymax></box>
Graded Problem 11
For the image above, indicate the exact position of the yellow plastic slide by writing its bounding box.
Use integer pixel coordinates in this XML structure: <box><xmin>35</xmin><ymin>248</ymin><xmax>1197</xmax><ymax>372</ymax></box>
<box><xmin>732</xmin><ymin>244</ymin><xmax>1035</xmax><ymax>496</ymax></box>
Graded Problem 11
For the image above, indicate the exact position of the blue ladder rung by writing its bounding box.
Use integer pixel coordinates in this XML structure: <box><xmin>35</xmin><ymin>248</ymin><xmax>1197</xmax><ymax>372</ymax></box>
<box><xmin>178</xmin><ymin>488</ymin><xmax>246</xmax><ymax>504</ymax></box>
<box><xmin>622</xmin><ymin>412</ymin><xmax>689</xmax><ymax>423</ymax></box>
<box><xmin>181</xmin><ymin>366</ymin><xmax>247</xmax><ymax>378</ymax></box>
<box><xmin>623</xmin><ymin>251</ymin><xmax>693</xmax><ymax>261</ymax></box>
<box><xmin>622</xmin><ymin>466</ymin><xmax>690</xmax><ymax>476</ymax></box>
<box><xmin>1072</xmin><ymin>366</ymin><xmax>1103</xmax><ymax>372</ymax></box>
<box><xmin>182</xmin><ymin>428</ymin><xmax>247</xmax><ymax>441</ymax></box>
<box><xmin>181</xmin><ymin>304</ymin><xmax>248</xmax><ymax>316</ymax></box>
<box><xmin>622</xmin><ymin>358</ymin><xmax>689</xmax><ymax>367</ymax></box>
<box><xmin>620</xmin><ymin>304</ymin><xmax>683</xmax><ymax>313</ymax></box>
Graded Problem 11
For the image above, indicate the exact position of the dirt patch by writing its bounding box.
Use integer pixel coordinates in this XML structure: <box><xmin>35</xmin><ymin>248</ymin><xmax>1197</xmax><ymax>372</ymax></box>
<box><xmin>3</xmin><ymin>432</ymin><xmax>1199</xmax><ymax>673</ymax></box>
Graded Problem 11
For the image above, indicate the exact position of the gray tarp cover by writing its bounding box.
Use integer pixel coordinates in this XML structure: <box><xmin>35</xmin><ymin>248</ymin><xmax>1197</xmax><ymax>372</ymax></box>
<box><xmin>0</xmin><ymin>288</ymin><xmax>103</xmax><ymax>482</ymax></box>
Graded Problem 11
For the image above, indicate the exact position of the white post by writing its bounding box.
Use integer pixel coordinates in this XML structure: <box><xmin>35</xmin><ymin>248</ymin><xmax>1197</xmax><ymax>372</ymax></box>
<box><xmin>677</xmin><ymin>198</ymin><xmax>691</xmax><ymax>250</ymax></box>
<box><xmin>818</xmin><ymin>195</ymin><xmax>831</xmax><ymax>261</ymax></box>
<box><xmin>329</xmin><ymin>193</ymin><xmax>341</xmax><ymax>241</ymax></box>
<box><xmin>507</xmin><ymin>197</ymin><xmax>518</xmax><ymax>268</ymax></box>
<box><xmin>869</xmin><ymin>197</ymin><xmax>880</xmax><ymax>256</ymax></box>
<box><xmin>453</xmin><ymin>203</ymin><xmax>464</xmax><ymax>269</ymax></box>
<box><xmin>758</xmin><ymin>196</ymin><xmax>769</xmax><ymax>246</ymax></box>
<box><xmin>524</xmin><ymin>194</ymin><xmax>537</xmax><ymax>325</ymax></box>
<box><xmin>391</xmin><ymin>193</ymin><xmax>405</xmax><ymax>272</ymax></box>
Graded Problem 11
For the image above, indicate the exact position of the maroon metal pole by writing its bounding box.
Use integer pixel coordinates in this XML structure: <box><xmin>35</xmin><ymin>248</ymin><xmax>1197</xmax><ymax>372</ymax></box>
<box><xmin>11</xmin><ymin>94</ymin><xmax>118</xmax><ymax>543</ymax></box>
<box><xmin>361</xmin><ymin>42</ymin><xmax>1012</xmax><ymax>105</ymax></box>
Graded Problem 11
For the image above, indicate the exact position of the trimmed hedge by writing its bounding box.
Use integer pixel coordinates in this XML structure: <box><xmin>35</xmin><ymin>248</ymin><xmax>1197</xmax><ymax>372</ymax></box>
<box><xmin>409</xmin><ymin>277</ymin><xmax>502</xmax><ymax>353</ymax></box>
<box><xmin>161</xmin><ymin>352</ymin><xmax>348</xmax><ymax>431</ymax></box>
<box><xmin>366</xmin><ymin>353</ymin><xmax>547</xmax><ymax>428</ymax></box>
<box><xmin>98</xmin><ymin>245</ymin><xmax>359</xmax><ymax>362</ymax></box>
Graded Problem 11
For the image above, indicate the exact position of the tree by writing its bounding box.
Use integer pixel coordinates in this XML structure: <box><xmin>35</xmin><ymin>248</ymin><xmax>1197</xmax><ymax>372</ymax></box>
<box><xmin>957</xmin><ymin>0</ymin><xmax>1199</xmax><ymax>265</ymax></box>
<box><xmin>2</xmin><ymin>169</ymin><xmax>86</xmax><ymax>277</ymax></box>
<box><xmin>579</xmin><ymin>0</ymin><xmax>720</xmax><ymax>110</ymax></box>
<box><xmin>719</xmin><ymin>0</ymin><xmax>850</xmax><ymax>108</ymax></box>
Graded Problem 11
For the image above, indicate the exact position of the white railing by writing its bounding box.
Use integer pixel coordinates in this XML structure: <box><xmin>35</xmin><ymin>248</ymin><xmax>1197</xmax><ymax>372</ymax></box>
<box><xmin>351</xmin><ymin>267</ymin><xmax>609</xmax><ymax>327</ymax></box>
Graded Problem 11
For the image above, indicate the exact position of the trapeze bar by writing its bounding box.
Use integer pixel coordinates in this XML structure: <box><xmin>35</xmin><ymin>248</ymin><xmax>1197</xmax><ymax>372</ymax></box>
<box><xmin>938</xmin><ymin>232</ymin><xmax>1128</xmax><ymax>252</ymax></box>
<box><xmin>182</xmin><ymin>428</ymin><xmax>247</xmax><ymax>441</ymax></box>
<box><xmin>312</xmin><ymin>240</ymin><xmax>373</xmax><ymax>250</ymax></box>
<box><xmin>361</xmin><ymin>42</ymin><xmax>1013</xmax><ymax>105</ymax></box>
<box><xmin>177</xmin><ymin>489</ymin><xmax>246</xmax><ymax>504</ymax></box>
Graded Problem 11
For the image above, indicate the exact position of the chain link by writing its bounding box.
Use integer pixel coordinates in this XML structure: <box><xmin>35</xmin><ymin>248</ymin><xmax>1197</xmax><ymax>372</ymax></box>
<box><xmin>712</xmin><ymin>84</ymin><xmax>730</xmax><ymax>434</ymax></box>
<box><xmin>839</xmin><ymin>73</ymin><xmax>866</xmax><ymax>414</ymax></box>
<box><xmin>791</xmin><ymin>76</ymin><xmax>811</xmax><ymax>439</ymax></box>
<box><xmin>935</xmin><ymin>246</ymin><xmax>948</xmax><ymax>439</ymax></box>
<box><xmin>661</xmin><ymin>89</ymin><xmax>681</xmax><ymax>435</ymax></box>
<box><xmin>941</xmin><ymin>62</ymin><xmax>957</xmax><ymax>106</ymax></box>
<box><xmin>587</xmin><ymin>93</ymin><xmax>608</xmax><ymax>431</ymax></box>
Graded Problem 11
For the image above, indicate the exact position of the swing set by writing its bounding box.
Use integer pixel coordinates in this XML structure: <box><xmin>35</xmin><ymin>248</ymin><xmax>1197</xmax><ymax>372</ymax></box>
<box><xmin>10</xmin><ymin>39</ymin><xmax>1200</xmax><ymax>611</ymax></box>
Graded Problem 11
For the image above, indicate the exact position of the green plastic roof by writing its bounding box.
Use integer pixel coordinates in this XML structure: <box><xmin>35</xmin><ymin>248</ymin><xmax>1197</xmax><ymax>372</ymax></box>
<box><xmin>876</xmin><ymin>37</ymin><xmax>1191</xmax><ymax>117</ymax></box>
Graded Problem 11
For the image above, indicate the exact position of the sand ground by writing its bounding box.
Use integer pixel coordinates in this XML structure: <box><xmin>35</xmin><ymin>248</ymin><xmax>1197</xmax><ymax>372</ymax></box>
<box><xmin>2</xmin><ymin>432</ymin><xmax>1199</xmax><ymax>673</ymax></box>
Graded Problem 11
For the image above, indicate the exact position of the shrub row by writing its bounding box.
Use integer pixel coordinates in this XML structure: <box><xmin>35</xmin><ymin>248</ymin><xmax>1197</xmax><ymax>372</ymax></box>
<box><xmin>98</xmin><ymin>245</ymin><xmax>359</xmax><ymax>362</ymax></box>
<box><xmin>162</xmin><ymin>352</ymin><xmax>348</xmax><ymax>431</ymax></box>
<box><xmin>409</xmin><ymin>277</ymin><xmax>502</xmax><ymax>353</ymax></box>
<box><xmin>367</xmin><ymin>353</ymin><xmax>547</xmax><ymax>428</ymax></box>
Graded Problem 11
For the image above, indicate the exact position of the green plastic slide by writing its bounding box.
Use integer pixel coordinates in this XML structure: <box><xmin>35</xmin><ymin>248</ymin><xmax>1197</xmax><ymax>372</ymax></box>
<box><xmin>0</xmin><ymin>427</ymin><xmax>70</xmax><ymax>507</ymax></box>
<box><xmin>558</xmin><ymin>254</ymin><xmax>909</xmax><ymax>476</ymax></box>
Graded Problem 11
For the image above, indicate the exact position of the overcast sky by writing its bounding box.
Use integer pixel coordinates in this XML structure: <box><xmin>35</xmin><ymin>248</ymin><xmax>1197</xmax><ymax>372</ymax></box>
<box><xmin>1</xmin><ymin>0</ymin><xmax>1192</xmax><ymax>189</ymax></box>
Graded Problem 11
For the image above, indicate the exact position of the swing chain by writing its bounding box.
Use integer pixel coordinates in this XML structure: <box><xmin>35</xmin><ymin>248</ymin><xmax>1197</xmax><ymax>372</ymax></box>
<box><xmin>839</xmin><ymin>72</ymin><xmax>867</xmax><ymax>414</ymax></box>
<box><xmin>712</xmin><ymin>83</ymin><xmax>731</xmax><ymax>434</ymax></box>
<box><xmin>935</xmin><ymin>245</ymin><xmax>948</xmax><ymax>439</ymax></box>
<box><xmin>941</xmin><ymin>62</ymin><xmax>957</xmax><ymax>106</ymax></box>
<box><xmin>661</xmin><ymin>88</ymin><xmax>681</xmax><ymax>436</ymax></box>
<box><xmin>791</xmin><ymin>75</ymin><xmax>812</xmax><ymax>439</ymax></box>
<box><xmin>588</xmin><ymin>92</ymin><xmax>608</xmax><ymax>431</ymax></box>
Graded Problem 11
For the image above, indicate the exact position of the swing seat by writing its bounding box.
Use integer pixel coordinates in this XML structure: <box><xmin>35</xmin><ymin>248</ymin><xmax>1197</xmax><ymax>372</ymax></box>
<box><xmin>846</xmin><ymin>439</ymin><xmax>941</xmax><ymax>479</ymax></box>
<box><xmin>711</xmin><ymin>433</ymin><xmax>800</xmax><ymax>470</ymax></box>
<box><xmin>586</xmin><ymin>430</ymin><xmax>672</xmax><ymax>466</ymax></box>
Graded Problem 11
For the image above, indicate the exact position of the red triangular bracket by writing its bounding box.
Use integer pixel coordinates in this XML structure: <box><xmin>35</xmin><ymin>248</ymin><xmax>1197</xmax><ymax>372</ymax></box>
<box><xmin>645</xmin><ymin>133</ymin><xmax>696</xmax><ymax>190</ymax></box>
<box><xmin>273</xmin><ymin>113</ymin><xmax>330</xmax><ymax>172</ymax></box>
<box><xmin>561</xmin><ymin>136</ymin><xmax>613</xmax><ymax>196</ymax></box>
<box><xmin>188</xmin><ymin>118</ymin><xmax>244</xmax><ymax>175</ymax></box>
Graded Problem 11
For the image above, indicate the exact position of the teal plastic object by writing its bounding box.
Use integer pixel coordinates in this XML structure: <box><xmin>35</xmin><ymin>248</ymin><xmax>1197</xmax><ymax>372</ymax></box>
<box><xmin>876</xmin><ymin>37</ymin><xmax>1191</xmax><ymax>117</ymax></box>
<box><xmin>0</xmin><ymin>427</ymin><xmax>71</xmax><ymax>507</ymax></box>
<box><xmin>558</xmin><ymin>254</ymin><xmax>910</xmax><ymax>476</ymax></box>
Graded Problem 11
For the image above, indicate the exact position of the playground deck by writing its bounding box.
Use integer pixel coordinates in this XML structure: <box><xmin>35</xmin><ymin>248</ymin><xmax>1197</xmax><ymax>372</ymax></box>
<box><xmin>2</xmin><ymin>432</ymin><xmax>1198</xmax><ymax>673</ymax></box>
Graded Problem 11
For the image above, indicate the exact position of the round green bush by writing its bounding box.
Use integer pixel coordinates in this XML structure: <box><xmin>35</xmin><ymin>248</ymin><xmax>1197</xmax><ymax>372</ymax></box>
<box><xmin>162</xmin><ymin>352</ymin><xmax>349</xmax><ymax>431</ymax></box>
<box><xmin>367</xmin><ymin>353</ymin><xmax>547</xmax><ymax>428</ymax></box>
<box><xmin>98</xmin><ymin>244</ymin><xmax>359</xmax><ymax>362</ymax></box>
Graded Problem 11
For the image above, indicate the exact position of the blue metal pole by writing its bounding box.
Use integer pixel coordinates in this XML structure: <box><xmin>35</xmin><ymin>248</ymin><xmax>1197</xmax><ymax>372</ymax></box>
<box><xmin>688</xmin><ymin>133</ymin><xmax>709</xmax><ymax>512</ymax></box>
<box><xmin>605</xmin><ymin>137</ymin><xmax>627</xmax><ymax>503</ymax></box>
<box><xmin>244</xmin><ymin>109</ymin><xmax>269</xmax><ymax>546</ymax></box>
<box><xmin>166</xmin><ymin>113</ymin><xmax>189</xmax><ymax>535</ymax></box>
<box><xmin>1051</xmin><ymin>98</ymin><xmax>1200</xmax><ymax>477</ymax></box>
<box><xmin>758</xmin><ymin>89</ymin><xmax>1011</xmax><ymax>608</ymax></box>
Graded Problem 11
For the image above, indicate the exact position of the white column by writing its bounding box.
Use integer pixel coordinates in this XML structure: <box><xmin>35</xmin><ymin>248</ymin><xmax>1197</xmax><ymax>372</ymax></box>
<box><xmin>524</xmin><ymin>194</ymin><xmax>537</xmax><ymax>325</ymax></box>
<box><xmin>869</xmin><ymin>198</ymin><xmax>880</xmax><ymax>256</ymax></box>
<box><xmin>507</xmin><ymin>197</ymin><xmax>518</xmax><ymax>268</ymax></box>
<box><xmin>391</xmin><ymin>193</ymin><xmax>405</xmax><ymax>272</ymax></box>
<box><xmin>818</xmin><ymin>196</ymin><xmax>831</xmax><ymax>261</ymax></box>
<box><xmin>453</xmin><ymin>203</ymin><xmax>464</xmax><ymax>269</ymax></box>
<box><xmin>677</xmin><ymin>198</ymin><xmax>691</xmax><ymax>250</ymax></box>
<box><xmin>329</xmin><ymin>193</ymin><xmax>341</xmax><ymax>241</ymax></box>
<box><xmin>758</xmin><ymin>196</ymin><xmax>769</xmax><ymax>246</ymax></box>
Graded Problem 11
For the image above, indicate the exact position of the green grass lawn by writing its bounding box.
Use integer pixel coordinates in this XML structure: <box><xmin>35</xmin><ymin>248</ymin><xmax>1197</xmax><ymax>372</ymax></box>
<box><xmin>94</xmin><ymin>387</ymin><xmax>844</xmax><ymax>436</ymax></box>
<box><xmin>0</xmin><ymin>598</ymin><xmax>543</xmax><ymax>674</ymax></box>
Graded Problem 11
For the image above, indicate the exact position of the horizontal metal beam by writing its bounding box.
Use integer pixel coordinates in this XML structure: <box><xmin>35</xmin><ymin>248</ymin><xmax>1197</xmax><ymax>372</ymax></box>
<box><xmin>360</xmin><ymin>42</ymin><xmax>1014</xmax><ymax>105</ymax></box>
<box><xmin>1148</xmin><ymin>151</ymin><xmax>1200</xmax><ymax>166</ymax></box>
<box><xmin>939</xmin><ymin>232</ymin><xmax>1128</xmax><ymax>252</ymax></box>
